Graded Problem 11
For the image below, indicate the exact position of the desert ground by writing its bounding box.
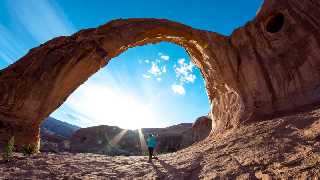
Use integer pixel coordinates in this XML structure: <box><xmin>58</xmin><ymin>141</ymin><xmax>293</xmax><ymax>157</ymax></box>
<box><xmin>1</xmin><ymin>107</ymin><xmax>320</xmax><ymax>179</ymax></box>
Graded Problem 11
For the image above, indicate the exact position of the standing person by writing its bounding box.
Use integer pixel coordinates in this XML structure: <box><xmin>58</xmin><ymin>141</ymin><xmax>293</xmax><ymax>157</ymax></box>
<box><xmin>146</xmin><ymin>133</ymin><xmax>157</xmax><ymax>162</ymax></box>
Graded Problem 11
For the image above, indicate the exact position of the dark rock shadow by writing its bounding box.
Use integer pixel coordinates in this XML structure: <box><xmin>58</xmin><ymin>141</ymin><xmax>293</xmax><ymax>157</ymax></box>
<box><xmin>150</xmin><ymin>158</ymin><xmax>185</xmax><ymax>179</ymax></box>
<box><xmin>150</xmin><ymin>161</ymin><xmax>167</xmax><ymax>179</ymax></box>
<box><xmin>184</xmin><ymin>153</ymin><xmax>203</xmax><ymax>180</ymax></box>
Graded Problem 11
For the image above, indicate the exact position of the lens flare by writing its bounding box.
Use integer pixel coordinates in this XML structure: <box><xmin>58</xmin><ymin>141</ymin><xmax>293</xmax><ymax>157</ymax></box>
<box><xmin>138</xmin><ymin>128</ymin><xmax>147</xmax><ymax>153</ymax></box>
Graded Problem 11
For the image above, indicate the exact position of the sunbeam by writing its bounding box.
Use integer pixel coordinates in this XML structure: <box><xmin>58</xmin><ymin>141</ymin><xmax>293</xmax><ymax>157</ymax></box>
<box><xmin>109</xmin><ymin>129</ymin><xmax>128</xmax><ymax>146</ymax></box>
<box><xmin>138</xmin><ymin>129</ymin><xmax>147</xmax><ymax>153</ymax></box>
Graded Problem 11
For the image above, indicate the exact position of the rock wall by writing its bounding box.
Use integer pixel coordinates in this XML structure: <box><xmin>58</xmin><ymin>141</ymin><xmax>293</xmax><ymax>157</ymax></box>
<box><xmin>70</xmin><ymin>126</ymin><xmax>140</xmax><ymax>155</ymax></box>
<box><xmin>0</xmin><ymin>0</ymin><xmax>320</xmax><ymax>149</ymax></box>
<box><xmin>192</xmin><ymin>116</ymin><xmax>212</xmax><ymax>142</ymax></box>
<box><xmin>69</xmin><ymin>123</ymin><xmax>194</xmax><ymax>155</ymax></box>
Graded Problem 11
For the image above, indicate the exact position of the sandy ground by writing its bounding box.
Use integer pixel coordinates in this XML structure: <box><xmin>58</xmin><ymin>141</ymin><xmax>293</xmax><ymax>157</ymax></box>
<box><xmin>0</xmin><ymin>153</ymin><xmax>192</xmax><ymax>179</ymax></box>
<box><xmin>1</xmin><ymin>108</ymin><xmax>320</xmax><ymax>179</ymax></box>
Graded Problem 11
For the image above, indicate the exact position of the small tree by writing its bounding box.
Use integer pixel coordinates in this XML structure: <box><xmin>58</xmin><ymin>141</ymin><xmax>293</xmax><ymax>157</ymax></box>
<box><xmin>22</xmin><ymin>144</ymin><xmax>37</xmax><ymax>156</ymax></box>
<box><xmin>2</xmin><ymin>136</ymin><xmax>15</xmax><ymax>162</ymax></box>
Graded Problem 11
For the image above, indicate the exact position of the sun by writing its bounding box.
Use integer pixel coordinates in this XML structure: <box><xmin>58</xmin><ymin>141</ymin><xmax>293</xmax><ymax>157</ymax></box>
<box><xmin>64</xmin><ymin>82</ymin><xmax>157</xmax><ymax>130</ymax></box>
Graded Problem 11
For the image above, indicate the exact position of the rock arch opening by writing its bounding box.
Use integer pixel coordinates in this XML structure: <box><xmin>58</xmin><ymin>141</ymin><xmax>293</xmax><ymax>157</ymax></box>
<box><xmin>47</xmin><ymin>42</ymin><xmax>212</xmax><ymax>154</ymax></box>
<box><xmin>51</xmin><ymin>42</ymin><xmax>210</xmax><ymax>130</ymax></box>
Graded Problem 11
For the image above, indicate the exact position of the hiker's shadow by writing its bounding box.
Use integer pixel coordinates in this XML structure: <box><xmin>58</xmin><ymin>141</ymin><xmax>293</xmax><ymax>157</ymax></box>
<box><xmin>150</xmin><ymin>158</ymin><xmax>184</xmax><ymax>179</ymax></box>
<box><xmin>150</xmin><ymin>161</ymin><xmax>166</xmax><ymax>178</ymax></box>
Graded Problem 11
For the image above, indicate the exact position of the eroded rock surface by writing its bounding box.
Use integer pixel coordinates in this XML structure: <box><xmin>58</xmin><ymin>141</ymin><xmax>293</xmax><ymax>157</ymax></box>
<box><xmin>192</xmin><ymin>116</ymin><xmax>212</xmax><ymax>142</ymax></box>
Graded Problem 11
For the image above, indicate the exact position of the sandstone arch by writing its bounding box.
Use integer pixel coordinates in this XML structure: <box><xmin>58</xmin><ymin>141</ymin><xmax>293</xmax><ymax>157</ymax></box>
<box><xmin>0</xmin><ymin>0</ymin><xmax>320</xmax><ymax>150</ymax></box>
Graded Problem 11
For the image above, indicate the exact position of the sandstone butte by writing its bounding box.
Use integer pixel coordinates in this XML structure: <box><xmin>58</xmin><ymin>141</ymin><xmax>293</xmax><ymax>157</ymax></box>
<box><xmin>0</xmin><ymin>0</ymin><xmax>320</xmax><ymax>178</ymax></box>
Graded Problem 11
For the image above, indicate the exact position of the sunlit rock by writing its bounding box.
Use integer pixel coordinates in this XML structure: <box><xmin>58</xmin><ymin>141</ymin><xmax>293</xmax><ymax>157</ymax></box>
<box><xmin>192</xmin><ymin>116</ymin><xmax>212</xmax><ymax>142</ymax></box>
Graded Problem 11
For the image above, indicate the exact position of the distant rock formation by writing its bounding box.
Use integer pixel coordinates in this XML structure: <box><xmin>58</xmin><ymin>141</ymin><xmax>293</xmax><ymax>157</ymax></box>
<box><xmin>39</xmin><ymin>116</ymin><xmax>210</xmax><ymax>155</ymax></box>
<box><xmin>41</xmin><ymin>117</ymin><xmax>80</xmax><ymax>138</ymax></box>
<box><xmin>69</xmin><ymin>125</ymin><xmax>140</xmax><ymax>156</ymax></box>
<box><xmin>192</xmin><ymin>116</ymin><xmax>212</xmax><ymax>142</ymax></box>
<box><xmin>69</xmin><ymin>122</ymin><xmax>203</xmax><ymax>155</ymax></box>
<box><xmin>40</xmin><ymin>117</ymin><xmax>80</xmax><ymax>152</ymax></box>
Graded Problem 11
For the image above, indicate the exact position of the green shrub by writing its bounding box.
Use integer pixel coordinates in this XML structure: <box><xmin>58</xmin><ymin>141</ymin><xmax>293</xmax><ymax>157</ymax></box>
<box><xmin>2</xmin><ymin>136</ymin><xmax>15</xmax><ymax>162</ymax></box>
<box><xmin>22</xmin><ymin>144</ymin><xmax>37</xmax><ymax>156</ymax></box>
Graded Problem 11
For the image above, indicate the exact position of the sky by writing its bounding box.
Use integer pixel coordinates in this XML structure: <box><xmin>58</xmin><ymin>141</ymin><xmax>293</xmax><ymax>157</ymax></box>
<box><xmin>0</xmin><ymin>0</ymin><xmax>263</xmax><ymax>129</ymax></box>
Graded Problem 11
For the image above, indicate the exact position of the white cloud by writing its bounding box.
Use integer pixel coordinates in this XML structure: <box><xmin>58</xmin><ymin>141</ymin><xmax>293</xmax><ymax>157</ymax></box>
<box><xmin>141</xmin><ymin>53</ymin><xmax>169</xmax><ymax>82</ymax></box>
<box><xmin>174</xmin><ymin>58</ymin><xmax>196</xmax><ymax>83</ymax></box>
<box><xmin>160</xmin><ymin>55</ymin><xmax>170</xmax><ymax>61</ymax></box>
<box><xmin>171</xmin><ymin>84</ymin><xmax>186</xmax><ymax>95</ymax></box>
<box><xmin>6</xmin><ymin>0</ymin><xmax>75</xmax><ymax>43</ymax></box>
<box><xmin>148</xmin><ymin>61</ymin><xmax>166</xmax><ymax>77</ymax></box>
<box><xmin>170</xmin><ymin>58</ymin><xmax>198</xmax><ymax>95</ymax></box>
<box><xmin>148</xmin><ymin>62</ymin><xmax>162</xmax><ymax>76</ymax></box>
<box><xmin>185</xmin><ymin>74</ymin><xmax>196</xmax><ymax>83</ymax></box>
<box><xmin>142</xmin><ymin>74</ymin><xmax>151</xmax><ymax>79</ymax></box>
<box><xmin>162</xmin><ymin>66</ymin><xmax>167</xmax><ymax>73</ymax></box>
<box><xmin>178</xmin><ymin>58</ymin><xmax>185</xmax><ymax>65</ymax></box>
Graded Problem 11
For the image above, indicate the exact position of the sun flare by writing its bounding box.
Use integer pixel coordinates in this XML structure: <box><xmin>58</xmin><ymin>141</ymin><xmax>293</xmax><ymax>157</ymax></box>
<box><xmin>65</xmin><ymin>82</ymin><xmax>157</xmax><ymax>130</ymax></box>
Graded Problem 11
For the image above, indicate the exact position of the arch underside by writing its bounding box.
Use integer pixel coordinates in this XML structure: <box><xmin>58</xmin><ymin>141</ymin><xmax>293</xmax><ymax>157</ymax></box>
<box><xmin>0</xmin><ymin>0</ymin><xmax>320</xmax><ymax>150</ymax></box>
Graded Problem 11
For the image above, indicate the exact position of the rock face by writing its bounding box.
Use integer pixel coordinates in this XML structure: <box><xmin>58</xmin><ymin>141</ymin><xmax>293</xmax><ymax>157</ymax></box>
<box><xmin>41</xmin><ymin>117</ymin><xmax>80</xmax><ymax>139</ymax></box>
<box><xmin>192</xmin><ymin>116</ymin><xmax>212</xmax><ymax>142</ymax></box>
<box><xmin>70</xmin><ymin>126</ymin><xmax>140</xmax><ymax>156</ymax></box>
<box><xmin>40</xmin><ymin>117</ymin><xmax>80</xmax><ymax>152</ymax></box>
<box><xmin>0</xmin><ymin>0</ymin><xmax>319</xmax><ymax>151</ymax></box>
<box><xmin>69</xmin><ymin>123</ymin><xmax>194</xmax><ymax>155</ymax></box>
<box><xmin>142</xmin><ymin>123</ymin><xmax>194</xmax><ymax>152</ymax></box>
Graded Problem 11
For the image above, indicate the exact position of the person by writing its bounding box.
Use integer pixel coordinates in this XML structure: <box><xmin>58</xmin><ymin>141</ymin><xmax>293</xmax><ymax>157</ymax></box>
<box><xmin>146</xmin><ymin>133</ymin><xmax>157</xmax><ymax>162</ymax></box>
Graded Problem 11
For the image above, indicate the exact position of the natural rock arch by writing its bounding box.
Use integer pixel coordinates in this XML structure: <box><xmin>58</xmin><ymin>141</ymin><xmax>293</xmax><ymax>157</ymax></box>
<box><xmin>0</xmin><ymin>0</ymin><xmax>320</xmax><ymax>150</ymax></box>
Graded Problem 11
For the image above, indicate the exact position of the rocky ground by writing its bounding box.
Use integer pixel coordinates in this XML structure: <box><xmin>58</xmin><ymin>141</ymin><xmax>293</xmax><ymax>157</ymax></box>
<box><xmin>1</xmin><ymin>107</ymin><xmax>320</xmax><ymax>179</ymax></box>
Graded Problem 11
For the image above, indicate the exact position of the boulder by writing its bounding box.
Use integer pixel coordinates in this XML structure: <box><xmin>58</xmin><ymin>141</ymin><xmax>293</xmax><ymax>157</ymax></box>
<box><xmin>192</xmin><ymin>116</ymin><xmax>212</xmax><ymax>142</ymax></box>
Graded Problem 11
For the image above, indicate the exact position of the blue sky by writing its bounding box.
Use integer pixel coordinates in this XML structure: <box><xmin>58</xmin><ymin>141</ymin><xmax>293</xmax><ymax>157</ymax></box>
<box><xmin>0</xmin><ymin>0</ymin><xmax>262</xmax><ymax>129</ymax></box>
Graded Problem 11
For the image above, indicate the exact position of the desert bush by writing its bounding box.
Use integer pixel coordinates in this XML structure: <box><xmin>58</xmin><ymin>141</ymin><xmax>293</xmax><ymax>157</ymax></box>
<box><xmin>2</xmin><ymin>136</ymin><xmax>15</xmax><ymax>162</ymax></box>
<box><xmin>22</xmin><ymin>144</ymin><xmax>37</xmax><ymax>156</ymax></box>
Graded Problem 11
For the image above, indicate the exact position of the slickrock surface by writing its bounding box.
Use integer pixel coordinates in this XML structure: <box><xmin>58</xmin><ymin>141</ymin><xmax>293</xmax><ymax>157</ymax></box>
<box><xmin>1</xmin><ymin>107</ymin><xmax>320</xmax><ymax>179</ymax></box>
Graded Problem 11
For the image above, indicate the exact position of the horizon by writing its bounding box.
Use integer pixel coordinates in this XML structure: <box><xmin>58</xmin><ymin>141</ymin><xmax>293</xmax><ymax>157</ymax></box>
<box><xmin>0</xmin><ymin>0</ymin><xmax>263</xmax><ymax>129</ymax></box>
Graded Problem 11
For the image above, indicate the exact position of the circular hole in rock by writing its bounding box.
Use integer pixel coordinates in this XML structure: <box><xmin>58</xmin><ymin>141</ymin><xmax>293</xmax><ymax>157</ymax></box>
<box><xmin>266</xmin><ymin>13</ymin><xmax>285</xmax><ymax>33</ymax></box>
